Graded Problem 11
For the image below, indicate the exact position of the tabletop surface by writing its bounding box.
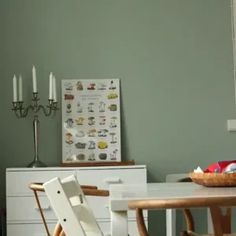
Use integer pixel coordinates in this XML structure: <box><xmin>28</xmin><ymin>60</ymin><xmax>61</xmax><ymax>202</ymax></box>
<box><xmin>109</xmin><ymin>182</ymin><xmax>236</xmax><ymax>210</ymax></box>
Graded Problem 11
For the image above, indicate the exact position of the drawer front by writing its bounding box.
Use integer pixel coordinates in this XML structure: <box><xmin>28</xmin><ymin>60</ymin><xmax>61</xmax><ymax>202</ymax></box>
<box><xmin>7</xmin><ymin>196</ymin><xmax>110</xmax><ymax>222</ymax></box>
<box><xmin>7</xmin><ymin>196</ymin><xmax>56</xmax><ymax>222</ymax></box>
<box><xmin>6</xmin><ymin>170</ymin><xmax>76</xmax><ymax>196</ymax></box>
<box><xmin>99</xmin><ymin>220</ymin><xmax>147</xmax><ymax>236</ymax></box>
<box><xmin>76</xmin><ymin>168</ymin><xmax>147</xmax><ymax>189</ymax></box>
<box><xmin>7</xmin><ymin>222</ymin><xmax>56</xmax><ymax>236</ymax></box>
<box><xmin>7</xmin><ymin>195</ymin><xmax>140</xmax><ymax>222</ymax></box>
<box><xmin>7</xmin><ymin>220</ymin><xmax>146</xmax><ymax>236</ymax></box>
<box><xmin>6</xmin><ymin>167</ymin><xmax>146</xmax><ymax>196</ymax></box>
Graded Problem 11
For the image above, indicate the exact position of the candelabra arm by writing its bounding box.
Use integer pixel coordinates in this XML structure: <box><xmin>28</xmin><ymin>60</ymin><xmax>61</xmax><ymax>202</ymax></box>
<box><xmin>14</xmin><ymin>110</ymin><xmax>25</xmax><ymax>118</ymax></box>
<box><xmin>39</xmin><ymin>104</ymin><xmax>53</xmax><ymax>116</ymax></box>
<box><xmin>34</xmin><ymin>100</ymin><xmax>57</xmax><ymax>116</ymax></box>
<box><xmin>20</xmin><ymin>105</ymin><xmax>34</xmax><ymax>117</ymax></box>
<box><xmin>12</xmin><ymin>102</ymin><xmax>34</xmax><ymax>118</ymax></box>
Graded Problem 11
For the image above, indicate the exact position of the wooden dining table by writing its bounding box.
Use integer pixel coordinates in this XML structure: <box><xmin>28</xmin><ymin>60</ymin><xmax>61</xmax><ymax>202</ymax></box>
<box><xmin>109</xmin><ymin>182</ymin><xmax>236</xmax><ymax>236</ymax></box>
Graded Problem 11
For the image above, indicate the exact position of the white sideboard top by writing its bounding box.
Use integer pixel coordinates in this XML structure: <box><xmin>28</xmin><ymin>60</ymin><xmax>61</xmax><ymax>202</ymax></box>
<box><xmin>6</xmin><ymin>165</ymin><xmax>146</xmax><ymax>172</ymax></box>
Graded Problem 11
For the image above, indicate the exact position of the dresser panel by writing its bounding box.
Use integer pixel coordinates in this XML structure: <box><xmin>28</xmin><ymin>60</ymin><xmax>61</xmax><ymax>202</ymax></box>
<box><xmin>7</xmin><ymin>220</ymin><xmax>146</xmax><ymax>236</ymax></box>
<box><xmin>6</xmin><ymin>170</ymin><xmax>76</xmax><ymax>196</ymax></box>
<box><xmin>76</xmin><ymin>168</ymin><xmax>146</xmax><ymax>189</ymax></box>
<box><xmin>6</xmin><ymin>166</ymin><xmax>147</xmax><ymax>236</ymax></box>
<box><xmin>7</xmin><ymin>223</ymin><xmax>56</xmax><ymax>236</ymax></box>
<box><xmin>7</xmin><ymin>195</ymin><xmax>138</xmax><ymax>222</ymax></box>
<box><xmin>7</xmin><ymin>196</ymin><xmax>55</xmax><ymax>222</ymax></box>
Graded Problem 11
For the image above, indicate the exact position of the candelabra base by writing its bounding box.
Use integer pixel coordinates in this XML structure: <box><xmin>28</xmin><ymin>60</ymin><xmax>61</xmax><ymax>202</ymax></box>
<box><xmin>27</xmin><ymin>159</ymin><xmax>47</xmax><ymax>168</ymax></box>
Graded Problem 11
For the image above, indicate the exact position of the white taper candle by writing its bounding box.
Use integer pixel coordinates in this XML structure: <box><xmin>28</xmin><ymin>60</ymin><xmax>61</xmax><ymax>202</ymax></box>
<box><xmin>18</xmin><ymin>75</ymin><xmax>23</xmax><ymax>101</ymax></box>
<box><xmin>32</xmin><ymin>65</ymin><xmax>37</xmax><ymax>93</ymax></box>
<box><xmin>52</xmin><ymin>75</ymin><xmax>57</xmax><ymax>102</ymax></box>
<box><xmin>49</xmin><ymin>72</ymin><xmax>53</xmax><ymax>100</ymax></box>
<box><xmin>13</xmin><ymin>75</ymin><xmax>17</xmax><ymax>102</ymax></box>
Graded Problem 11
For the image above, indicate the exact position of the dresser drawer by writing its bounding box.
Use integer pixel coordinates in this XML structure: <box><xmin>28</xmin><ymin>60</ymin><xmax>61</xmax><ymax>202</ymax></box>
<box><xmin>7</xmin><ymin>222</ymin><xmax>57</xmax><ymax>236</ymax></box>
<box><xmin>6</xmin><ymin>170</ymin><xmax>76</xmax><ymax>196</ymax></box>
<box><xmin>7</xmin><ymin>196</ymin><xmax>56</xmax><ymax>222</ymax></box>
<box><xmin>7</xmin><ymin>167</ymin><xmax>146</xmax><ymax>196</ymax></box>
<box><xmin>7</xmin><ymin>220</ymin><xmax>146</xmax><ymax>236</ymax></box>
<box><xmin>99</xmin><ymin>219</ymin><xmax>148</xmax><ymax>236</ymax></box>
<box><xmin>76</xmin><ymin>167</ymin><xmax>146</xmax><ymax>189</ymax></box>
<box><xmin>7</xmin><ymin>195</ymin><xmax>139</xmax><ymax>222</ymax></box>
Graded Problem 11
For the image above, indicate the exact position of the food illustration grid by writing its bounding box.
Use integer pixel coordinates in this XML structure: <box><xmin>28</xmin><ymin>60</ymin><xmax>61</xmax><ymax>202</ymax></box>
<box><xmin>62</xmin><ymin>79</ymin><xmax>121</xmax><ymax>163</ymax></box>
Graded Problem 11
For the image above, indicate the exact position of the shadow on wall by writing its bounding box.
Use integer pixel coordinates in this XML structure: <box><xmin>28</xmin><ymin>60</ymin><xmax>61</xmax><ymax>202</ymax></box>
<box><xmin>148</xmin><ymin>211</ymin><xmax>166</xmax><ymax>236</ymax></box>
<box><xmin>148</xmin><ymin>209</ymin><xmax>207</xmax><ymax>236</ymax></box>
<box><xmin>0</xmin><ymin>208</ymin><xmax>6</xmax><ymax>236</ymax></box>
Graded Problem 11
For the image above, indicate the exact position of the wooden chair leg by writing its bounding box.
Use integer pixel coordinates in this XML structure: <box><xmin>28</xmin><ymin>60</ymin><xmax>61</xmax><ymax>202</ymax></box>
<box><xmin>221</xmin><ymin>207</ymin><xmax>231</xmax><ymax>234</ymax></box>
<box><xmin>182</xmin><ymin>207</ymin><xmax>231</xmax><ymax>236</ymax></box>
<box><xmin>183</xmin><ymin>232</ymin><xmax>201</xmax><ymax>236</ymax></box>
<box><xmin>209</xmin><ymin>206</ymin><xmax>232</xmax><ymax>236</ymax></box>
<box><xmin>32</xmin><ymin>189</ymin><xmax>51</xmax><ymax>236</ymax></box>
<box><xmin>52</xmin><ymin>222</ymin><xmax>63</xmax><ymax>236</ymax></box>
<box><xmin>59</xmin><ymin>230</ymin><xmax>66</xmax><ymax>236</ymax></box>
<box><xmin>210</xmin><ymin>206</ymin><xmax>224</xmax><ymax>236</ymax></box>
<box><xmin>136</xmin><ymin>208</ymin><xmax>149</xmax><ymax>236</ymax></box>
<box><xmin>54</xmin><ymin>223</ymin><xmax>65</xmax><ymax>236</ymax></box>
<box><xmin>183</xmin><ymin>209</ymin><xmax>195</xmax><ymax>232</ymax></box>
<box><xmin>180</xmin><ymin>231</ymin><xmax>190</xmax><ymax>236</ymax></box>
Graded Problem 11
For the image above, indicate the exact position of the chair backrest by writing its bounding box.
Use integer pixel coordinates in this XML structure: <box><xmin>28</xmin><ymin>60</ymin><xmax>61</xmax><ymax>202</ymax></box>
<box><xmin>43</xmin><ymin>175</ymin><xmax>104</xmax><ymax>236</ymax></box>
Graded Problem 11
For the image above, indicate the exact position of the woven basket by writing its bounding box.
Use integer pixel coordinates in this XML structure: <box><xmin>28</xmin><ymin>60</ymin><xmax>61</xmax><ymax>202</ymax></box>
<box><xmin>189</xmin><ymin>172</ymin><xmax>236</xmax><ymax>187</ymax></box>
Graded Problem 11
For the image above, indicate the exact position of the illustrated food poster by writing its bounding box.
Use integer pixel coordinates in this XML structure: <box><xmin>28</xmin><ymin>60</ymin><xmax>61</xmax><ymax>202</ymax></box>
<box><xmin>62</xmin><ymin>79</ymin><xmax>121</xmax><ymax>163</ymax></box>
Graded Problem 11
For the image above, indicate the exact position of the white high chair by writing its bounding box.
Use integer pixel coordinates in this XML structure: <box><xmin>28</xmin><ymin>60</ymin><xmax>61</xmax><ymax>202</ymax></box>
<box><xmin>43</xmin><ymin>175</ymin><xmax>105</xmax><ymax>236</ymax></box>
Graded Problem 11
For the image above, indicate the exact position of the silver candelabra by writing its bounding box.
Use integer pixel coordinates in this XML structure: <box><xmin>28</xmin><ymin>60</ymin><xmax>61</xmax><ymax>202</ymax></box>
<box><xmin>12</xmin><ymin>92</ymin><xmax>58</xmax><ymax>167</ymax></box>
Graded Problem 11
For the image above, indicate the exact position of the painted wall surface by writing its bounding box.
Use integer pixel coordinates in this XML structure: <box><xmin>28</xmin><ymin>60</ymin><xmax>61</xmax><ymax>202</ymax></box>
<box><xmin>0</xmin><ymin>0</ymin><xmax>235</xmax><ymax>235</ymax></box>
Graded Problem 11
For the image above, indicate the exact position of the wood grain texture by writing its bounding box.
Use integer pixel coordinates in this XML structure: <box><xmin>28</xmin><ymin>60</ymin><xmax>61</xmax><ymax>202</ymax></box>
<box><xmin>61</xmin><ymin>160</ymin><xmax>135</xmax><ymax>167</ymax></box>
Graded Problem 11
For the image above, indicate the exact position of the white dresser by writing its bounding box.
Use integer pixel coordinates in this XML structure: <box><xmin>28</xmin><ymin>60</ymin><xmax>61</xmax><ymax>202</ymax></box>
<box><xmin>6</xmin><ymin>165</ymin><xmax>147</xmax><ymax>236</ymax></box>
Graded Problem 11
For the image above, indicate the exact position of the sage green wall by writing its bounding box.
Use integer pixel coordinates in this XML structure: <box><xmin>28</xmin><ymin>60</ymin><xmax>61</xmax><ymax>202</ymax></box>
<box><xmin>0</xmin><ymin>0</ymin><xmax>235</xmax><ymax>235</ymax></box>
